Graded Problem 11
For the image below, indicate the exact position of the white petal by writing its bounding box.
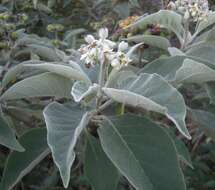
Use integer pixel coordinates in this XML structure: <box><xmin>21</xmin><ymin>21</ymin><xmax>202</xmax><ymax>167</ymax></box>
<box><xmin>111</xmin><ymin>59</ymin><xmax>120</xmax><ymax>68</ymax></box>
<box><xmin>85</xmin><ymin>35</ymin><xmax>95</xmax><ymax>44</ymax></box>
<box><xmin>99</xmin><ymin>28</ymin><xmax>108</xmax><ymax>40</ymax></box>
<box><xmin>104</xmin><ymin>39</ymin><xmax>116</xmax><ymax>48</ymax></box>
<box><xmin>118</xmin><ymin>41</ymin><xmax>128</xmax><ymax>51</ymax></box>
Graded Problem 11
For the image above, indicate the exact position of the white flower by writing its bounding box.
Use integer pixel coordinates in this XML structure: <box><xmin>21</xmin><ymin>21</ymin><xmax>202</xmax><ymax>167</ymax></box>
<box><xmin>98</xmin><ymin>28</ymin><xmax>108</xmax><ymax>40</ymax></box>
<box><xmin>84</xmin><ymin>35</ymin><xmax>95</xmax><ymax>44</ymax></box>
<box><xmin>110</xmin><ymin>41</ymin><xmax>131</xmax><ymax>69</ymax></box>
<box><xmin>118</xmin><ymin>41</ymin><xmax>128</xmax><ymax>51</ymax></box>
<box><xmin>79</xmin><ymin>28</ymin><xmax>115</xmax><ymax>67</ymax></box>
<box><xmin>168</xmin><ymin>0</ymin><xmax>209</xmax><ymax>22</ymax></box>
<box><xmin>111</xmin><ymin>59</ymin><xmax>120</xmax><ymax>68</ymax></box>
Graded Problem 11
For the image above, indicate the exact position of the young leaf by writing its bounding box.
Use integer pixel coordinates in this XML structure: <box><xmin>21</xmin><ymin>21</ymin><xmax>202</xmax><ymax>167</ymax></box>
<box><xmin>71</xmin><ymin>81</ymin><xmax>99</xmax><ymax>102</ymax></box>
<box><xmin>1</xmin><ymin>73</ymin><xmax>73</xmax><ymax>100</ymax></box>
<box><xmin>130</xmin><ymin>10</ymin><xmax>184</xmax><ymax>43</ymax></box>
<box><xmin>84</xmin><ymin>134</ymin><xmax>119</xmax><ymax>190</ymax></box>
<box><xmin>102</xmin><ymin>73</ymin><xmax>191</xmax><ymax>139</ymax></box>
<box><xmin>98</xmin><ymin>115</ymin><xmax>186</xmax><ymax>190</ymax></box>
<box><xmin>25</xmin><ymin>62</ymin><xmax>91</xmax><ymax>83</ymax></box>
<box><xmin>43</xmin><ymin>102</ymin><xmax>90</xmax><ymax>188</ymax></box>
<box><xmin>0</xmin><ymin>128</ymin><xmax>49</xmax><ymax>190</ymax></box>
<box><xmin>0</xmin><ymin>116</ymin><xmax>24</xmax><ymax>152</ymax></box>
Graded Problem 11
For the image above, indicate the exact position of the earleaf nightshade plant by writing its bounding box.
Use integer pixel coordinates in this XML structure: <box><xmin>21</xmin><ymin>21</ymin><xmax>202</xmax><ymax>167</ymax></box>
<box><xmin>0</xmin><ymin>0</ymin><xmax>215</xmax><ymax>189</ymax></box>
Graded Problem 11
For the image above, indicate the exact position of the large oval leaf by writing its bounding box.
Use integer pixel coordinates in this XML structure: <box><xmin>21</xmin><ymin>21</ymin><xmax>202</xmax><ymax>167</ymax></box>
<box><xmin>140</xmin><ymin>56</ymin><xmax>185</xmax><ymax>81</ymax></box>
<box><xmin>98</xmin><ymin>115</ymin><xmax>186</xmax><ymax>190</ymax></box>
<box><xmin>126</xmin><ymin>34</ymin><xmax>171</xmax><ymax>50</ymax></box>
<box><xmin>102</xmin><ymin>73</ymin><xmax>190</xmax><ymax>139</ymax></box>
<box><xmin>130</xmin><ymin>10</ymin><xmax>184</xmax><ymax>43</ymax></box>
<box><xmin>175</xmin><ymin>59</ymin><xmax>215</xmax><ymax>84</ymax></box>
<box><xmin>1</xmin><ymin>73</ymin><xmax>73</xmax><ymax>100</ymax></box>
<box><xmin>25</xmin><ymin>63</ymin><xmax>91</xmax><ymax>83</ymax></box>
<box><xmin>0</xmin><ymin>128</ymin><xmax>49</xmax><ymax>190</ymax></box>
<box><xmin>0</xmin><ymin>116</ymin><xmax>24</xmax><ymax>152</ymax></box>
<box><xmin>84</xmin><ymin>134</ymin><xmax>119</xmax><ymax>190</ymax></box>
<box><xmin>43</xmin><ymin>102</ymin><xmax>90</xmax><ymax>188</ymax></box>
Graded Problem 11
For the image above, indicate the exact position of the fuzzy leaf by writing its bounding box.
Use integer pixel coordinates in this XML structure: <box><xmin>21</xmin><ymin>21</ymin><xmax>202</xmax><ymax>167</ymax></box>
<box><xmin>98</xmin><ymin>115</ymin><xmax>186</xmax><ymax>190</ymax></box>
<box><xmin>1</xmin><ymin>73</ymin><xmax>73</xmax><ymax>100</ymax></box>
<box><xmin>84</xmin><ymin>135</ymin><xmax>119</xmax><ymax>190</ymax></box>
<box><xmin>43</xmin><ymin>102</ymin><xmax>90</xmax><ymax>188</ymax></box>
<box><xmin>0</xmin><ymin>128</ymin><xmax>49</xmax><ymax>190</ymax></box>
<box><xmin>103</xmin><ymin>73</ymin><xmax>190</xmax><ymax>139</ymax></box>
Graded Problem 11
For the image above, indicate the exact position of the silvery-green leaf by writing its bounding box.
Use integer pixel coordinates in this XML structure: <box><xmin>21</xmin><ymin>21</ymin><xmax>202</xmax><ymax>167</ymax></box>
<box><xmin>0</xmin><ymin>128</ymin><xmax>49</xmax><ymax>190</ymax></box>
<box><xmin>130</xmin><ymin>10</ymin><xmax>184</xmax><ymax>43</ymax></box>
<box><xmin>25</xmin><ymin>63</ymin><xmax>91</xmax><ymax>83</ymax></box>
<box><xmin>1</xmin><ymin>73</ymin><xmax>73</xmax><ymax>100</ymax></box>
<box><xmin>71</xmin><ymin>81</ymin><xmax>99</xmax><ymax>102</ymax></box>
<box><xmin>140</xmin><ymin>56</ymin><xmax>185</xmax><ymax>81</ymax></box>
<box><xmin>98</xmin><ymin>115</ymin><xmax>186</xmax><ymax>190</ymax></box>
<box><xmin>186</xmin><ymin>43</ymin><xmax>215</xmax><ymax>66</ymax></box>
<box><xmin>168</xmin><ymin>47</ymin><xmax>185</xmax><ymax>56</ymax></box>
<box><xmin>106</xmin><ymin>70</ymin><xmax>136</xmax><ymax>88</ymax></box>
<box><xmin>43</xmin><ymin>102</ymin><xmax>90</xmax><ymax>188</ymax></box>
<box><xmin>127</xmin><ymin>35</ymin><xmax>171</xmax><ymax>50</ymax></box>
<box><xmin>191</xmin><ymin>109</ymin><xmax>215</xmax><ymax>139</ymax></box>
<box><xmin>102</xmin><ymin>73</ymin><xmax>190</xmax><ymax>139</ymax></box>
<box><xmin>25</xmin><ymin>44</ymin><xmax>60</xmax><ymax>61</ymax></box>
<box><xmin>84</xmin><ymin>134</ymin><xmax>119</xmax><ymax>190</ymax></box>
<box><xmin>175</xmin><ymin>59</ymin><xmax>215</xmax><ymax>84</ymax></box>
<box><xmin>2</xmin><ymin>60</ymin><xmax>43</xmax><ymax>88</ymax></box>
<box><xmin>0</xmin><ymin>116</ymin><xmax>24</xmax><ymax>152</ymax></box>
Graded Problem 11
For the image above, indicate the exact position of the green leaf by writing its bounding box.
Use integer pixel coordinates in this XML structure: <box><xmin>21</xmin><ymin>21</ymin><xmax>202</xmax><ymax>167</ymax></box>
<box><xmin>2</xmin><ymin>60</ymin><xmax>43</xmax><ymax>88</ymax></box>
<box><xmin>43</xmin><ymin>102</ymin><xmax>90</xmax><ymax>188</ymax></box>
<box><xmin>168</xmin><ymin>47</ymin><xmax>185</xmax><ymax>56</ymax></box>
<box><xmin>126</xmin><ymin>35</ymin><xmax>171</xmax><ymax>50</ymax></box>
<box><xmin>130</xmin><ymin>10</ymin><xmax>184</xmax><ymax>43</ymax></box>
<box><xmin>98</xmin><ymin>115</ymin><xmax>186</xmax><ymax>190</ymax></box>
<box><xmin>25</xmin><ymin>44</ymin><xmax>60</xmax><ymax>61</ymax></box>
<box><xmin>141</xmin><ymin>56</ymin><xmax>185</xmax><ymax>81</ymax></box>
<box><xmin>0</xmin><ymin>128</ymin><xmax>49</xmax><ymax>190</ymax></box>
<box><xmin>71</xmin><ymin>81</ymin><xmax>98</xmax><ymax>102</ymax></box>
<box><xmin>1</xmin><ymin>73</ymin><xmax>73</xmax><ymax>100</ymax></box>
<box><xmin>191</xmin><ymin>109</ymin><xmax>215</xmax><ymax>139</ymax></box>
<box><xmin>0</xmin><ymin>116</ymin><xmax>24</xmax><ymax>152</ymax></box>
<box><xmin>25</xmin><ymin>62</ymin><xmax>91</xmax><ymax>83</ymax></box>
<box><xmin>174</xmin><ymin>138</ymin><xmax>193</xmax><ymax>168</ymax></box>
<box><xmin>175</xmin><ymin>59</ymin><xmax>215</xmax><ymax>84</ymax></box>
<box><xmin>102</xmin><ymin>73</ymin><xmax>190</xmax><ymax>139</ymax></box>
<box><xmin>186</xmin><ymin>43</ymin><xmax>215</xmax><ymax>66</ymax></box>
<box><xmin>84</xmin><ymin>134</ymin><xmax>119</xmax><ymax>190</ymax></box>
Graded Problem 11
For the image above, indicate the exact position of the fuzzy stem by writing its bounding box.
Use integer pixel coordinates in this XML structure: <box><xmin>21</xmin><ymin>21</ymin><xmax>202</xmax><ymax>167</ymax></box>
<box><xmin>181</xmin><ymin>20</ymin><xmax>190</xmax><ymax>50</ymax></box>
<box><xmin>96</xmin><ymin>61</ymin><xmax>105</xmax><ymax>109</ymax></box>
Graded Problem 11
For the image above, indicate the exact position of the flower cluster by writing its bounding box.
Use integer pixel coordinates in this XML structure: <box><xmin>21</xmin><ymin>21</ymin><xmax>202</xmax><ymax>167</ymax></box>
<box><xmin>79</xmin><ymin>28</ymin><xmax>131</xmax><ymax>69</ymax></box>
<box><xmin>168</xmin><ymin>0</ymin><xmax>209</xmax><ymax>22</ymax></box>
